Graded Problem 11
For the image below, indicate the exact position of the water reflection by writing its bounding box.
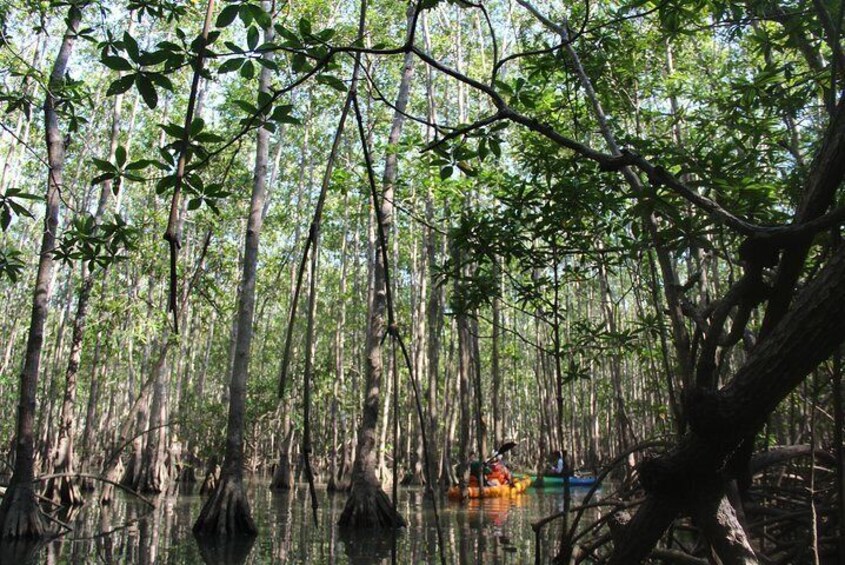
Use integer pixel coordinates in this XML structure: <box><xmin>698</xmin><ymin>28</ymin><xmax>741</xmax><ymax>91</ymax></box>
<box><xmin>34</xmin><ymin>482</ymin><xmax>593</xmax><ymax>563</ymax></box>
<box><xmin>195</xmin><ymin>536</ymin><xmax>255</xmax><ymax>565</ymax></box>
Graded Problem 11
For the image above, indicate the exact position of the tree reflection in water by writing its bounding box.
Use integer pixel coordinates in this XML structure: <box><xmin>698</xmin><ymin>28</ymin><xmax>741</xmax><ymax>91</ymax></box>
<box><xmin>24</xmin><ymin>482</ymin><xmax>592</xmax><ymax>563</ymax></box>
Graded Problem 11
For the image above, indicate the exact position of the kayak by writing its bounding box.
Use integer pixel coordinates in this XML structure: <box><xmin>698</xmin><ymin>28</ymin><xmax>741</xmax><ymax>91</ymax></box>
<box><xmin>447</xmin><ymin>476</ymin><xmax>533</xmax><ymax>500</ymax></box>
<box><xmin>530</xmin><ymin>475</ymin><xmax>598</xmax><ymax>488</ymax></box>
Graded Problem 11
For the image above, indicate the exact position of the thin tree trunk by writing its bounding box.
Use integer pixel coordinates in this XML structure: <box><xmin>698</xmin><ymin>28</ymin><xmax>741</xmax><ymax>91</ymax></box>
<box><xmin>339</xmin><ymin>4</ymin><xmax>413</xmax><ymax>528</ymax></box>
<box><xmin>193</xmin><ymin>0</ymin><xmax>274</xmax><ymax>537</ymax></box>
<box><xmin>44</xmin><ymin>36</ymin><xmax>131</xmax><ymax>504</ymax></box>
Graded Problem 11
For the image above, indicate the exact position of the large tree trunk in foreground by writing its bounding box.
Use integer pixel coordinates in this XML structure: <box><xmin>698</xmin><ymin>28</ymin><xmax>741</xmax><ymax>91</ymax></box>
<box><xmin>339</xmin><ymin>35</ymin><xmax>414</xmax><ymax>530</ymax></box>
<box><xmin>609</xmin><ymin>227</ymin><xmax>845</xmax><ymax>563</ymax></box>
<box><xmin>194</xmin><ymin>4</ymin><xmax>272</xmax><ymax>537</ymax></box>
<box><xmin>0</xmin><ymin>4</ymin><xmax>80</xmax><ymax>538</ymax></box>
<box><xmin>607</xmin><ymin>77</ymin><xmax>845</xmax><ymax>564</ymax></box>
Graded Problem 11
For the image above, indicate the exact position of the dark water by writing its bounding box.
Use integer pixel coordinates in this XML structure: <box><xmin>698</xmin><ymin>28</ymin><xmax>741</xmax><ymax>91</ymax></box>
<box><xmin>10</xmin><ymin>482</ymin><xmax>599</xmax><ymax>564</ymax></box>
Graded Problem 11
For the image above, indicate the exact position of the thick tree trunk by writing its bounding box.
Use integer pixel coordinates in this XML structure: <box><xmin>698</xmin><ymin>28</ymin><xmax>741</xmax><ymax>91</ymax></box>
<box><xmin>194</xmin><ymin>2</ymin><xmax>272</xmax><ymax>536</ymax></box>
<box><xmin>137</xmin><ymin>357</ymin><xmax>169</xmax><ymax>494</ymax></box>
<box><xmin>610</xmin><ymin>238</ymin><xmax>845</xmax><ymax>562</ymax></box>
<box><xmin>0</xmin><ymin>3</ymin><xmax>80</xmax><ymax>537</ymax></box>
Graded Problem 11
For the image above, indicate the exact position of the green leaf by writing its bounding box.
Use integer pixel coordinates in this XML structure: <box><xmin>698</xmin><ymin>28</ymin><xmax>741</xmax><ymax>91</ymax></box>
<box><xmin>91</xmin><ymin>172</ymin><xmax>116</xmax><ymax>185</ymax></box>
<box><xmin>298</xmin><ymin>18</ymin><xmax>312</xmax><ymax>37</ymax></box>
<box><xmin>247</xmin><ymin>26</ymin><xmax>259</xmax><ymax>51</ymax></box>
<box><xmin>149</xmin><ymin>73</ymin><xmax>174</xmax><ymax>92</ymax></box>
<box><xmin>247</xmin><ymin>3</ymin><xmax>271</xmax><ymax>28</ymax></box>
<box><xmin>115</xmin><ymin>146</ymin><xmax>127</xmax><ymax>167</ymax></box>
<box><xmin>160</xmin><ymin>122</ymin><xmax>184</xmax><ymax>138</ymax></box>
<box><xmin>270</xmin><ymin>104</ymin><xmax>292</xmax><ymax>119</ymax></box>
<box><xmin>490</xmin><ymin>139</ymin><xmax>501</xmax><ymax>158</ymax></box>
<box><xmin>225</xmin><ymin>41</ymin><xmax>245</xmax><ymax>54</ymax></box>
<box><xmin>234</xmin><ymin>99</ymin><xmax>258</xmax><ymax>114</ymax></box>
<box><xmin>316</xmin><ymin>28</ymin><xmax>336</xmax><ymax>42</ymax></box>
<box><xmin>190</xmin><ymin>117</ymin><xmax>206</xmax><ymax>136</ymax></box>
<box><xmin>256</xmin><ymin>57</ymin><xmax>278</xmax><ymax>71</ymax></box>
<box><xmin>92</xmin><ymin>158</ymin><xmax>117</xmax><ymax>172</ymax></box>
<box><xmin>219</xmin><ymin>57</ymin><xmax>245</xmax><ymax>74</ymax></box>
<box><xmin>216</xmin><ymin>4</ymin><xmax>239</xmax><ymax>28</ymax></box>
<box><xmin>440</xmin><ymin>166</ymin><xmax>454</xmax><ymax>180</ymax></box>
<box><xmin>317</xmin><ymin>74</ymin><xmax>347</xmax><ymax>92</ymax></box>
<box><xmin>136</xmin><ymin>74</ymin><xmax>158</xmax><ymax>109</ymax></box>
<box><xmin>125</xmin><ymin>159</ymin><xmax>156</xmax><ymax>171</ymax></box>
<box><xmin>291</xmin><ymin>53</ymin><xmax>308</xmax><ymax>73</ymax></box>
<box><xmin>106</xmin><ymin>74</ymin><xmax>135</xmax><ymax>96</ymax></box>
<box><xmin>4</xmin><ymin>189</ymin><xmax>40</xmax><ymax>201</ymax></box>
<box><xmin>139</xmin><ymin>50</ymin><xmax>169</xmax><ymax>66</ymax></box>
<box><xmin>102</xmin><ymin>56</ymin><xmax>133</xmax><ymax>71</ymax></box>
<box><xmin>239</xmin><ymin>4</ymin><xmax>254</xmax><ymax>26</ymax></box>
<box><xmin>239</xmin><ymin>60</ymin><xmax>255</xmax><ymax>79</ymax></box>
<box><xmin>257</xmin><ymin>91</ymin><xmax>273</xmax><ymax>109</ymax></box>
<box><xmin>123</xmin><ymin>32</ymin><xmax>140</xmax><ymax>62</ymax></box>
<box><xmin>195</xmin><ymin>132</ymin><xmax>224</xmax><ymax>143</ymax></box>
<box><xmin>274</xmin><ymin>114</ymin><xmax>301</xmax><ymax>125</ymax></box>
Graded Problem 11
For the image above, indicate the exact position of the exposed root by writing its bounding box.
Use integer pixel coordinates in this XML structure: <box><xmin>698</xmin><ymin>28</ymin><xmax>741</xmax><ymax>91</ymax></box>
<box><xmin>338</xmin><ymin>482</ymin><xmax>406</xmax><ymax>529</ymax></box>
<box><xmin>0</xmin><ymin>483</ymin><xmax>46</xmax><ymax>539</ymax></box>
<box><xmin>99</xmin><ymin>458</ymin><xmax>124</xmax><ymax>505</ymax></box>
<box><xmin>193</xmin><ymin>475</ymin><xmax>257</xmax><ymax>538</ymax></box>
<box><xmin>0</xmin><ymin>537</ymin><xmax>46</xmax><ymax>562</ymax></box>
<box><xmin>269</xmin><ymin>458</ymin><xmax>293</xmax><ymax>490</ymax></box>
<box><xmin>43</xmin><ymin>474</ymin><xmax>83</xmax><ymax>507</ymax></box>
<box><xmin>137</xmin><ymin>458</ymin><xmax>168</xmax><ymax>494</ymax></box>
<box><xmin>199</xmin><ymin>462</ymin><xmax>220</xmax><ymax>495</ymax></box>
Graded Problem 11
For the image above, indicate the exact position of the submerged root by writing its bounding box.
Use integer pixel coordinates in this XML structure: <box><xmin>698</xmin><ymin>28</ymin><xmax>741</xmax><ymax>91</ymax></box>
<box><xmin>269</xmin><ymin>459</ymin><xmax>293</xmax><ymax>490</ymax></box>
<box><xmin>0</xmin><ymin>484</ymin><xmax>47</xmax><ymax>539</ymax></box>
<box><xmin>338</xmin><ymin>483</ymin><xmax>406</xmax><ymax>529</ymax></box>
<box><xmin>193</xmin><ymin>475</ymin><xmax>257</xmax><ymax>538</ymax></box>
<box><xmin>195</xmin><ymin>534</ymin><xmax>256</xmax><ymax>565</ymax></box>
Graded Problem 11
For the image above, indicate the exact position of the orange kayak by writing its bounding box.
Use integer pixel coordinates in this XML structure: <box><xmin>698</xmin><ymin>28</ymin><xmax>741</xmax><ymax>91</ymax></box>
<box><xmin>447</xmin><ymin>476</ymin><xmax>532</xmax><ymax>500</ymax></box>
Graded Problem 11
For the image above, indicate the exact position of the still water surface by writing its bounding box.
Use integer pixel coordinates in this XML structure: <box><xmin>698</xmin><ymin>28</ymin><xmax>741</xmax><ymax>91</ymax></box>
<box><xmin>25</xmin><ymin>482</ymin><xmax>598</xmax><ymax>564</ymax></box>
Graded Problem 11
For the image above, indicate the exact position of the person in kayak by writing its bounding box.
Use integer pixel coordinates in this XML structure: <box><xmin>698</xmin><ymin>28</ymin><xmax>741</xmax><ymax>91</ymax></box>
<box><xmin>548</xmin><ymin>449</ymin><xmax>571</xmax><ymax>477</ymax></box>
<box><xmin>486</xmin><ymin>454</ymin><xmax>514</xmax><ymax>486</ymax></box>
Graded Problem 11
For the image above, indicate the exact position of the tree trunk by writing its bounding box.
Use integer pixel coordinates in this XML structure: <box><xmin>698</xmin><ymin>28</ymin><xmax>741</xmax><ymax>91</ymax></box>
<box><xmin>0</xmin><ymin>2</ymin><xmax>80</xmax><ymax>538</ymax></box>
<box><xmin>194</xmin><ymin>1</ymin><xmax>272</xmax><ymax>537</ymax></box>
<box><xmin>44</xmin><ymin>49</ymin><xmax>128</xmax><ymax>505</ymax></box>
<box><xmin>610</xmin><ymin>236</ymin><xmax>845</xmax><ymax>562</ymax></box>
<box><xmin>339</xmin><ymin>13</ymin><xmax>413</xmax><ymax>528</ymax></box>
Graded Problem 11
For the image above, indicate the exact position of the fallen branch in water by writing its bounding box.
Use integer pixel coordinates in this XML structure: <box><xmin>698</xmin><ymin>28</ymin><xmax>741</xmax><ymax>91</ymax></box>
<box><xmin>32</xmin><ymin>473</ymin><xmax>156</xmax><ymax>508</ymax></box>
<box><xmin>66</xmin><ymin>507</ymin><xmax>155</xmax><ymax>542</ymax></box>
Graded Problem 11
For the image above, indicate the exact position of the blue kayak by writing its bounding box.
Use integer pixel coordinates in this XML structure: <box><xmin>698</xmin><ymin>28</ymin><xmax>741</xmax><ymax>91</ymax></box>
<box><xmin>530</xmin><ymin>475</ymin><xmax>598</xmax><ymax>488</ymax></box>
